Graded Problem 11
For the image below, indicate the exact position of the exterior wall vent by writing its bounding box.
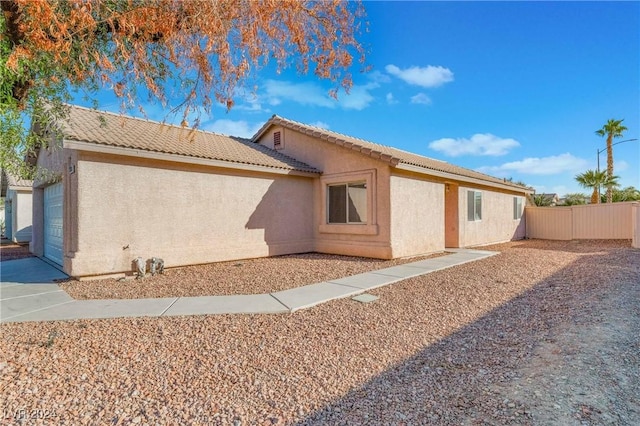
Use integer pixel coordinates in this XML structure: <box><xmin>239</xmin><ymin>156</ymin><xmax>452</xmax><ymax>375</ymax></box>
<box><xmin>273</xmin><ymin>131</ymin><xmax>282</xmax><ymax>149</ymax></box>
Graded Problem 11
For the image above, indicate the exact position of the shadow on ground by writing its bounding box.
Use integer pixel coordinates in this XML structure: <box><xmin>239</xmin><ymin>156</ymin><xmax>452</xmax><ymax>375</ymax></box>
<box><xmin>503</xmin><ymin>238</ymin><xmax>634</xmax><ymax>254</ymax></box>
<box><xmin>0</xmin><ymin>257</ymin><xmax>67</xmax><ymax>284</ymax></box>
<box><xmin>0</xmin><ymin>239</ymin><xmax>34</xmax><ymax>262</ymax></box>
<box><xmin>296</xmin><ymin>244</ymin><xmax>640</xmax><ymax>425</ymax></box>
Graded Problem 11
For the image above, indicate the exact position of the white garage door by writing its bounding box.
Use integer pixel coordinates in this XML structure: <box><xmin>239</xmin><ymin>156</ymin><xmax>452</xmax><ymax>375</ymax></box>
<box><xmin>44</xmin><ymin>183</ymin><xmax>64</xmax><ymax>265</ymax></box>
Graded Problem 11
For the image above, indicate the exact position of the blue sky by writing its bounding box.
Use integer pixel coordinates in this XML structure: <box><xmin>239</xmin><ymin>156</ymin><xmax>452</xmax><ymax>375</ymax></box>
<box><xmin>78</xmin><ymin>1</ymin><xmax>640</xmax><ymax>197</ymax></box>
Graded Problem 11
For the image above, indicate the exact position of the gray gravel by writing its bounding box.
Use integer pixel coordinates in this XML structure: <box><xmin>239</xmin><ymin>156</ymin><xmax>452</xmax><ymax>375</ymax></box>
<box><xmin>1</xmin><ymin>239</ymin><xmax>638</xmax><ymax>425</ymax></box>
<box><xmin>0</xmin><ymin>241</ymin><xmax>33</xmax><ymax>262</ymax></box>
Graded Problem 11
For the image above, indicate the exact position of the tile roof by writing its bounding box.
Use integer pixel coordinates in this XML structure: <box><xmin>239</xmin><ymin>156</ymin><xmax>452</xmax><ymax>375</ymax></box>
<box><xmin>254</xmin><ymin>115</ymin><xmax>531</xmax><ymax>191</ymax></box>
<box><xmin>1</xmin><ymin>170</ymin><xmax>33</xmax><ymax>188</ymax></box>
<box><xmin>59</xmin><ymin>106</ymin><xmax>319</xmax><ymax>174</ymax></box>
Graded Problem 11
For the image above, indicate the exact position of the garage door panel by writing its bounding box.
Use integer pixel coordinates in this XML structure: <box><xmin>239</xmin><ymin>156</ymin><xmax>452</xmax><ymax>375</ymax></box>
<box><xmin>44</xmin><ymin>183</ymin><xmax>64</xmax><ymax>265</ymax></box>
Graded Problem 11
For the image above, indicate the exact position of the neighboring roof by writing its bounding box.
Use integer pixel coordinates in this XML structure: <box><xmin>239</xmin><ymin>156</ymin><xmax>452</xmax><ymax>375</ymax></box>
<box><xmin>1</xmin><ymin>169</ymin><xmax>33</xmax><ymax>191</ymax></box>
<box><xmin>253</xmin><ymin>115</ymin><xmax>531</xmax><ymax>192</ymax></box>
<box><xmin>537</xmin><ymin>193</ymin><xmax>559</xmax><ymax>204</ymax></box>
<box><xmin>59</xmin><ymin>106</ymin><xmax>319</xmax><ymax>174</ymax></box>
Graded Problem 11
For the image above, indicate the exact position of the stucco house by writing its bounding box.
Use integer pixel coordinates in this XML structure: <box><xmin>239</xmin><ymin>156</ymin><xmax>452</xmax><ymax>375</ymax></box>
<box><xmin>1</xmin><ymin>170</ymin><xmax>33</xmax><ymax>243</ymax></box>
<box><xmin>31</xmin><ymin>105</ymin><xmax>530</xmax><ymax>278</ymax></box>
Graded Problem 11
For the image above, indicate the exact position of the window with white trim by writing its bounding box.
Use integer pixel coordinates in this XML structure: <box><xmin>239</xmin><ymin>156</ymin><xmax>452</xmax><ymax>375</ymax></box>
<box><xmin>327</xmin><ymin>182</ymin><xmax>367</xmax><ymax>224</ymax></box>
<box><xmin>513</xmin><ymin>197</ymin><xmax>523</xmax><ymax>219</ymax></box>
<box><xmin>467</xmin><ymin>190</ymin><xmax>482</xmax><ymax>221</ymax></box>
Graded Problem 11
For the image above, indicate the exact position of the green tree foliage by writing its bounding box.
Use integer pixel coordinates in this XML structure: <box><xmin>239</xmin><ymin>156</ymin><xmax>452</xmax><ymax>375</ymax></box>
<box><xmin>575</xmin><ymin>169</ymin><xmax>619</xmax><ymax>204</ymax></box>
<box><xmin>600</xmin><ymin>186</ymin><xmax>640</xmax><ymax>203</ymax></box>
<box><xmin>595</xmin><ymin>119</ymin><xmax>627</xmax><ymax>203</ymax></box>
<box><xmin>1</xmin><ymin>0</ymin><xmax>366</xmax><ymax>177</ymax></box>
<box><xmin>562</xmin><ymin>193</ymin><xmax>587</xmax><ymax>206</ymax></box>
<box><xmin>533</xmin><ymin>194</ymin><xmax>554</xmax><ymax>207</ymax></box>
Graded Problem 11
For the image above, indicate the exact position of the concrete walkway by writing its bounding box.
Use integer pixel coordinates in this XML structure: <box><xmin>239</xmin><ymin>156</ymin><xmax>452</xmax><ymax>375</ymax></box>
<box><xmin>1</xmin><ymin>249</ymin><xmax>498</xmax><ymax>323</ymax></box>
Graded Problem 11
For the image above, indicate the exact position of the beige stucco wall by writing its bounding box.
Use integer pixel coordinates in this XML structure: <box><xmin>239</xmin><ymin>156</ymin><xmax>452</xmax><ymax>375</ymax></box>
<box><xmin>7</xmin><ymin>189</ymin><xmax>33</xmax><ymax>242</ymax></box>
<box><xmin>458</xmin><ymin>186</ymin><xmax>526</xmax><ymax>247</ymax></box>
<box><xmin>68</xmin><ymin>152</ymin><xmax>314</xmax><ymax>277</ymax></box>
<box><xmin>256</xmin><ymin>127</ymin><xmax>393</xmax><ymax>259</ymax></box>
<box><xmin>389</xmin><ymin>173</ymin><xmax>445</xmax><ymax>257</ymax></box>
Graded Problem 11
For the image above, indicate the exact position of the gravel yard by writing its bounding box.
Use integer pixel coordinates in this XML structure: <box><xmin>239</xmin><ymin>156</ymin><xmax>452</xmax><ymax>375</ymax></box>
<box><xmin>1</xmin><ymin>239</ymin><xmax>638</xmax><ymax>425</ymax></box>
<box><xmin>60</xmin><ymin>252</ymin><xmax>447</xmax><ymax>299</ymax></box>
<box><xmin>0</xmin><ymin>240</ymin><xmax>33</xmax><ymax>262</ymax></box>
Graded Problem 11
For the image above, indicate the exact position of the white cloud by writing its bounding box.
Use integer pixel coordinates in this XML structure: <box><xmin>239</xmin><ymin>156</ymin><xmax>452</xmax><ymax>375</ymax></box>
<box><xmin>386</xmin><ymin>92</ymin><xmax>398</xmax><ymax>105</ymax></box>
<box><xmin>477</xmin><ymin>153</ymin><xmax>589</xmax><ymax>176</ymax></box>
<box><xmin>385</xmin><ymin>64</ymin><xmax>454</xmax><ymax>88</ymax></box>
<box><xmin>429</xmin><ymin>134</ymin><xmax>520</xmax><ymax>157</ymax></box>
<box><xmin>338</xmin><ymin>82</ymin><xmax>378</xmax><ymax>110</ymax></box>
<box><xmin>410</xmin><ymin>93</ymin><xmax>432</xmax><ymax>105</ymax></box>
<box><xmin>235</xmin><ymin>100</ymin><xmax>266</xmax><ymax>112</ymax></box>
<box><xmin>264</xmin><ymin>80</ymin><xmax>335</xmax><ymax>108</ymax></box>
<box><xmin>310</xmin><ymin>121</ymin><xmax>330</xmax><ymax>130</ymax></box>
<box><xmin>368</xmin><ymin>70</ymin><xmax>392</xmax><ymax>84</ymax></box>
<box><xmin>262</xmin><ymin>79</ymin><xmax>378</xmax><ymax>110</ymax></box>
<box><xmin>204</xmin><ymin>119</ymin><xmax>263</xmax><ymax>138</ymax></box>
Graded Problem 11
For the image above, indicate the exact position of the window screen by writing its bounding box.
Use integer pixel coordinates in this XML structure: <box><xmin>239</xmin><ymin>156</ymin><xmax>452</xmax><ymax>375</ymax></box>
<box><xmin>328</xmin><ymin>182</ymin><xmax>367</xmax><ymax>224</ymax></box>
<box><xmin>328</xmin><ymin>185</ymin><xmax>347</xmax><ymax>223</ymax></box>
<box><xmin>513</xmin><ymin>197</ymin><xmax>523</xmax><ymax>219</ymax></box>
<box><xmin>468</xmin><ymin>190</ymin><xmax>482</xmax><ymax>221</ymax></box>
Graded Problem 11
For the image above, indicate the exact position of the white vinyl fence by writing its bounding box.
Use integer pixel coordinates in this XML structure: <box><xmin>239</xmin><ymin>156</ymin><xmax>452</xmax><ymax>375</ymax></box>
<box><xmin>525</xmin><ymin>202</ymin><xmax>640</xmax><ymax>247</ymax></box>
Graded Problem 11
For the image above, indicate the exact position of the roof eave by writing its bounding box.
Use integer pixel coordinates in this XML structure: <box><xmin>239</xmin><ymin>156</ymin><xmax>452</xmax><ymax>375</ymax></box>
<box><xmin>395</xmin><ymin>163</ymin><xmax>533</xmax><ymax>193</ymax></box>
<box><xmin>8</xmin><ymin>185</ymin><xmax>33</xmax><ymax>191</ymax></box>
<box><xmin>251</xmin><ymin>115</ymin><xmax>279</xmax><ymax>142</ymax></box>
<box><xmin>252</xmin><ymin>116</ymin><xmax>402</xmax><ymax>167</ymax></box>
<box><xmin>63</xmin><ymin>139</ymin><xmax>320</xmax><ymax>178</ymax></box>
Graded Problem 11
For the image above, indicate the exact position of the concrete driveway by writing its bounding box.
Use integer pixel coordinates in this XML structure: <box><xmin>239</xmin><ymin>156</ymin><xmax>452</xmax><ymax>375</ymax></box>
<box><xmin>0</xmin><ymin>257</ymin><xmax>72</xmax><ymax>322</ymax></box>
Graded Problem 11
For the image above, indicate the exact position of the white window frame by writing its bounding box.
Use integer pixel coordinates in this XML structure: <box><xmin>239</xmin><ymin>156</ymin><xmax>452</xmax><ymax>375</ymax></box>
<box><xmin>319</xmin><ymin>169</ymin><xmax>378</xmax><ymax>235</ymax></box>
<box><xmin>467</xmin><ymin>190</ymin><xmax>482</xmax><ymax>221</ymax></box>
<box><xmin>513</xmin><ymin>196</ymin><xmax>523</xmax><ymax>220</ymax></box>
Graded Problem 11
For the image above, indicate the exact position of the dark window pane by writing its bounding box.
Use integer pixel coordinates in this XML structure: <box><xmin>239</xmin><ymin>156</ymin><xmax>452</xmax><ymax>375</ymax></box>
<box><xmin>467</xmin><ymin>190</ymin><xmax>475</xmax><ymax>221</ymax></box>
<box><xmin>328</xmin><ymin>185</ymin><xmax>347</xmax><ymax>223</ymax></box>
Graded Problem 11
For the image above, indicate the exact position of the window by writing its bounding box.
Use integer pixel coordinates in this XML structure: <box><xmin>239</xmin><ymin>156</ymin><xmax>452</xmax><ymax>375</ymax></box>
<box><xmin>467</xmin><ymin>190</ymin><xmax>482</xmax><ymax>221</ymax></box>
<box><xmin>319</xmin><ymin>170</ymin><xmax>377</xmax><ymax>235</ymax></box>
<box><xmin>513</xmin><ymin>197</ymin><xmax>523</xmax><ymax>219</ymax></box>
<box><xmin>327</xmin><ymin>182</ymin><xmax>367</xmax><ymax>224</ymax></box>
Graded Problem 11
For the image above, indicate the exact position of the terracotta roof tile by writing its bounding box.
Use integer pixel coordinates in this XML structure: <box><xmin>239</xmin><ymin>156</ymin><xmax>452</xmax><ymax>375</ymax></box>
<box><xmin>2</xmin><ymin>170</ymin><xmax>33</xmax><ymax>188</ymax></box>
<box><xmin>60</xmin><ymin>106</ymin><xmax>319</xmax><ymax>174</ymax></box>
<box><xmin>255</xmin><ymin>115</ymin><xmax>531</xmax><ymax>191</ymax></box>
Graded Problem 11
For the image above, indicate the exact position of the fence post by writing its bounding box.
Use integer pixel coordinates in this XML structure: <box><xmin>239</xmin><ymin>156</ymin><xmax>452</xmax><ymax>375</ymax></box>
<box><xmin>633</xmin><ymin>203</ymin><xmax>639</xmax><ymax>248</ymax></box>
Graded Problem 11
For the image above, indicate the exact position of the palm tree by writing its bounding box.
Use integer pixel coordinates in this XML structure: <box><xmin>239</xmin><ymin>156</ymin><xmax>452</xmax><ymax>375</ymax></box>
<box><xmin>603</xmin><ymin>186</ymin><xmax>640</xmax><ymax>203</ymax></box>
<box><xmin>617</xmin><ymin>186</ymin><xmax>640</xmax><ymax>201</ymax></box>
<box><xmin>575</xmin><ymin>169</ymin><xmax>619</xmax><ymax>204</ymax></box>
<box><xmin>595</xmin><ymin>118</ymin><xmax>627</xmax><ymax>203</ymax></box>
<box><xmin>532</xmin><ymin>194</ymin><xmax>553</xmax><ymax>206</ymax></box>
<box><xmin>562</xmin><ymin>193</ymin><xmax>587</xmax><ymax>206</ymax></box>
